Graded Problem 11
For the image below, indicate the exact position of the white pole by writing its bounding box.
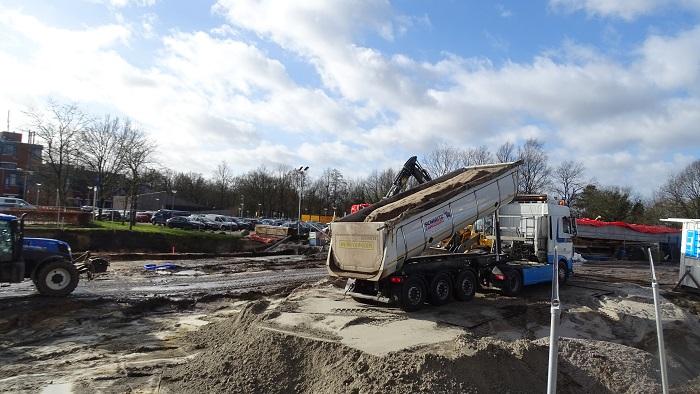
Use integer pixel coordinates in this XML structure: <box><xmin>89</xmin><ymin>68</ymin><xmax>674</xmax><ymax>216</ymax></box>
<box><xmin>56</xmin><ymin>188</ymin><xmax>60</xmax><ymax>227</ymax></box>
<box><xmin>297</xmin><ymin>174</ymin><xmax>303</xmax><ymax>234</ymax></box>
<box><xmin>648</xmin><ymin>248</ymin><xmax>669</xmax><ymax>394</ymax></box>
<box><xmin>93</xmin><ymin>186</ymin><xmax>98</xmax><ymax>210</ymax></box>
<box><xmin>547</xmin><ymin>246</ymin><xmax>561</xmax><ymax>394</ymax></box>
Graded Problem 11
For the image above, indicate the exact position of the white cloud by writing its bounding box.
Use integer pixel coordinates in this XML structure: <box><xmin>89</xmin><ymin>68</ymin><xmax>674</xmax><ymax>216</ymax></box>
<box><xmin>638</xmin><ymin>25</ymin><xmax>700</xmax><ymax>89</ymax></box>
<box><xmin>109</xmin><ymin>0</ymin><xmax>157</xmax><ymax>8</ymax></box>
<box><xmin>213</xmin><ymin>1</ymin><xmax>700</xmax><ymax>195</ymax></box>
<box><xmin>496</xmin><ymin>4</ymin><xmax>513</xmax><ymax>18</ymax></box>
<box><xmin>549</xmin><ymin>0</ymin><xmax>700</xmax><ymax>20</ymax></box>
<box><xmin>1</xmin><ymin>3</ymin><xmax>699</xmax><ymax>196</ymax></box>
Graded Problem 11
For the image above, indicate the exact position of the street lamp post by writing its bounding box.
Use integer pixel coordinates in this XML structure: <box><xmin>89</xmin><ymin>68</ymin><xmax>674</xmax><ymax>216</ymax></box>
<box><xmin>171</xmin><ymin>190</ymin><xmax>177</xmax><ymax>210</ymax></box>
<box><xmin>295</xmin><ymin>166</ymin><xmax>309</xmax><ymax>234</ymax></box>
<box><xmin>35</xmin><ymin>183</ymin><xmax>42</xmax><ymax>205</ymax></box>
<box><xmin>257</xmin><ymin>203</ymin><xmax>262</xmax><ymax>218</ymax></box>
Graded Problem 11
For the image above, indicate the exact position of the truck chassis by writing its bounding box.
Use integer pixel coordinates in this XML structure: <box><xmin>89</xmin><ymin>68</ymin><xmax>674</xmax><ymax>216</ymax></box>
<box><xmin>346</xmin><ymin>252</ymin><xmax>571</xmax><ymax>311</ymax></box>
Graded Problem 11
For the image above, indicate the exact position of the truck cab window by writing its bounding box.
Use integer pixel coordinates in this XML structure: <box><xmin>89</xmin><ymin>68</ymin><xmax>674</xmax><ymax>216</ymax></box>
<box><xmin>0</xmin><ymin>222</ymin><xmax>13</xmax><ymax>262</ymax></box>
<box><xmin>562</xmin><ymin>217</ymin><xmax>572</xmax><ymax>234</ymax></box>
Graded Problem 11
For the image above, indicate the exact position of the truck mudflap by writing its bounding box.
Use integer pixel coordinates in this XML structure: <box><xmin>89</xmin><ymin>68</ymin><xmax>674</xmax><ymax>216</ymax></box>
<box><xmin>344</xmin><ymin>278</ymin><xmax>393</xmax><ymax>304</ymax></box>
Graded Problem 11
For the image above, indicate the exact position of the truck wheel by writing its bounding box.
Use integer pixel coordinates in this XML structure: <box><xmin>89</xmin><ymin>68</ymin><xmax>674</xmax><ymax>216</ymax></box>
<box><xmin>428</xmin><ymin>272</ymin><xmax>452</xmax><ymax>305</ymax></box>
<box><xmin>454</xmin><ymin>270</ymin><xmax>477</xmax><ymax>301</ymax></box>
<box><xmin>558</xmin><ymin>261</ymin><xmax>570</xmax><ymax>285</ymax></box>
<box><xmin>35</xmin><ymin>260</ymin><xmax>79</xmax><ymax>296</ymax></box>
<box><xmin>502</xmin><ymin>270</ymin><xmax>523</xmax><ymax>296</ymax></box>
<box><xmin>400</xmin><ymin>276</ymin><xmax>426</xmax><ymax>312</ymax></box>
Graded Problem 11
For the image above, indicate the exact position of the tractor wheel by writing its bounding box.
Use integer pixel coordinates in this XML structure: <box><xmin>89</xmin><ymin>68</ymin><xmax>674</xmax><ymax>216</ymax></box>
<box><xmin>35</xmin><ymin>260</ymin><xmax>79</xmax><ymax>296</ymax></box>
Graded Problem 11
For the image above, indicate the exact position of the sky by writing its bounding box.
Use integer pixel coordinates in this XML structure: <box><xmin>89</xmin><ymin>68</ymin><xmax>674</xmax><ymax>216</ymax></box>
<box><xmin>0</xmin><ymin>0</ymin><xmax>698</xmax><ymax>196</ymax></box>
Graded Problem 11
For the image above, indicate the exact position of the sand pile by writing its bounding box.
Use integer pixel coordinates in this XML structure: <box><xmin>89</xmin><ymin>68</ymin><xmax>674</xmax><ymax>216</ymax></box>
<box><xmin>162</xmin><ymin>300</ymin><xmax>662</xmax><ymax>394</ymax></box>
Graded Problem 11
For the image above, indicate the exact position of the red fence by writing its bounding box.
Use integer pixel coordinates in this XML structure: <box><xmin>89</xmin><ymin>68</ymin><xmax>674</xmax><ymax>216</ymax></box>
<box><xmin>0</xmin><ymin>207</ymin><xmax>93</xmax><ymax>226</ymax></box>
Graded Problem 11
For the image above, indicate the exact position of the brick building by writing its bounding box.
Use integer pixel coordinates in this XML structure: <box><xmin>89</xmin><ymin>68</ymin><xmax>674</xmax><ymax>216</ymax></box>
<box><xmin>0</xmin><ymin>132</ymin><xmax>43</xmax><ymax>200</ymax></box>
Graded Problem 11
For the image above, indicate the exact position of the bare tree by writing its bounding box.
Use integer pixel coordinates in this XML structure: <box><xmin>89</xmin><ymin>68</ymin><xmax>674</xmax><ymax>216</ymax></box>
<box><xmin>362</xmin><ymin>168</ymin><xmax>396</xmax><ymax>202</ymax></box>
<box><xmin>517</xmin><ymin>138</ymin><xmax>551</xmax><ymax>194</ymax></box>
<box><xmin>78</xmin><ymin>115</ymin><xmax>129</xmax><ymax>211</ymax></box>
<box><xmin>463</xmin><ymin>145</ymin><xmax>493</xmax><ymax>166</ymax></box>
<box><xmin>661</xmin><ymin>160</ymin><xmax>700</xmax><ymax>218</ymax></box>
<box><xmin>496</xmin><ymin>141</ymin><xmax>515</xmax><ymax>163</ymax></box>
<box><xmin>26</xmin><ymin>102</ymin><xmax>88</xmax><ymax>206</ymax></box>
<box><xmin>123</xmin><ymin>124</ymin><xmax>155</xmax><ymax>229</ymax></box>
<box><xmin>423</xmin><ymin>144</ymin><xmax>462</xmax><ymax>177</ymax></box>
<box><xmin>551</xmin><ymin>160</ymin><xmax>586</xmax><ymax>207</ymax></box>
<box><xmin>214</xmin><ymin>161</ymin><xmax>233</xmax><ymax>208</ymax></box>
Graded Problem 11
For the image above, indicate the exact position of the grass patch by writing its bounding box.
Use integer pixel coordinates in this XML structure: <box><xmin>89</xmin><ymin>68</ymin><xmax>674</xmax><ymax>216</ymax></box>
<box><xmin>28</xmin><ymin>220</ymin><xmax>242</xmax><ymax>240</ymax></box>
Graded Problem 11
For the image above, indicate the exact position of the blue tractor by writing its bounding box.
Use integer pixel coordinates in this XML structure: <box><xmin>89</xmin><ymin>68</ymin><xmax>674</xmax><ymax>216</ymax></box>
<box><xmin>0</xmin><ymin>213</ymin><xmax>106</xmax><ymax>296</ymax></box>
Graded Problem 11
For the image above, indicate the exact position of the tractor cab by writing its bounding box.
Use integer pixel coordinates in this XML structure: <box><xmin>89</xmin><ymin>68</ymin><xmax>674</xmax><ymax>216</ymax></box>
<box><xmin>0</xmin><ymin>214</ymin><xmax>25</xmax><ymax>283</ymax></box>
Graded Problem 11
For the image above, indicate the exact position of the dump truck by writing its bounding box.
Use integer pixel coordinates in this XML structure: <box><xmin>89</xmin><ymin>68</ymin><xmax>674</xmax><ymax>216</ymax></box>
<box><xmin>327</xmin><ymin>161</ymin><xmax>522</xmax><ymax>311</ymax></box>
<box><xmin>0</xmin><ymin>213</ymin><xmax>107</xmax><ymax>296</ymax></box>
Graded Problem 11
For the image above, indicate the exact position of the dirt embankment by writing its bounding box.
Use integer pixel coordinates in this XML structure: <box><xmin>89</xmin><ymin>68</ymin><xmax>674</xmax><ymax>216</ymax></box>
<box><xmin>158</xmin><ymin>260</ymin><xmax>700</xmax><ymax>394</ymax></box>
<box><xmin>162</xmin><ymin>299</ymin><xmax>660</xmax><ymax>394</ymax></box>
<box><xmin>24</xmin><ymin>228</ymin><xmax>254</xmax><ymax>253</ymax></box>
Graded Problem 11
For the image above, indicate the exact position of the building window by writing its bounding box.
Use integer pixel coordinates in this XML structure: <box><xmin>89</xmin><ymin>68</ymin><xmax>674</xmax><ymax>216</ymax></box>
<box><xmin>30</xmin><ymin>147</ymin><xmax>42</xmax><ymax>161</ymax></box>
<box><xmin>0</xmin><ymin>143</ymin><xmax>17</xmax><ymax>156</ymax></box>
<box><xmin>0</xmin><ymin>162</ymin><xmax>16</xmax><ymax>169</ymax></box>
<box><xmin>4</xmin><ymin>173</ymin><xmax>17</xmax><ymax>186</ymax></box>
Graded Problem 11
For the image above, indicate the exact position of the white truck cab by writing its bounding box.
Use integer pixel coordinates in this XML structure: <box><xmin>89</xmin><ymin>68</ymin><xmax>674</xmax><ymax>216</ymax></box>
<box><xmin>496</xmin><ymin>195</ymin><xmax>576</xmax><ymax>285</ymax></box>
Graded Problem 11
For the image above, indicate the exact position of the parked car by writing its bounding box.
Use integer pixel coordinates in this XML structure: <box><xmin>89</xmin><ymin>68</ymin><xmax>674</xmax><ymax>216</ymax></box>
<box><xmin>191</xmin><ymin>216</ymin><xmax>220</xmax><ymax>231</ymax></box>
<box><xmin>96</xmin><ymin>210</ymin><xmax>122</xmax><ymax>221</ymax></box>
<box><xmin>166</xmin><ymin>216</ymin><xmax>201</xmax><ymax>230</ymax></box>
<box><xmin>0</xmin><ymin>197</ymin><xmax>36</xmax><ymax>210</ymax></box>
<box><xmin>152</xmin><ymin>209</ymin><xmax>191</xmax><ymax>226</ymax></box>
<box><xmin>135</xmin><ymin>211</ymin><xmax>153</xmax><ymax>223</ymax></box>
<box><xmin>282</xmin><ymin>221</ymin><xmax>311</xmax><ymax>234</ymax></box>
<box><xmin>234</xmin><ymin>217</ymin><xmax>254</xmax><ymax>230</ymax></box>
<box><xmin>205</xmin><ymin>215</ymin><xmax>239</xmax><ymax>231</ymax></box>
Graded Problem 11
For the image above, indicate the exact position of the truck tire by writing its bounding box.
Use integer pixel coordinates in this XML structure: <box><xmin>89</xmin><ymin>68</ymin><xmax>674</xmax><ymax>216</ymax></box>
<box><xmin>399</xmin><ymin>276</ymin><xmax>426</xmax><ymax>312</ymax></box>
<box><xmin>502</xmin><ymin>269</ymin><xmax>523</xmax><ymax>296</ymax></box>
<box><xmin>428</xmin><ymin>272</ymin><xmax>452</xmax><ymax>306</ymax></box>
<box><xmin>35</xmin><ymin>260</ymin><xmax>79</xmax><ymax>296</ymax></box>
<box><xmin>454</xmin><ymin>270</ymin><xmax>477</xmax><ymax>301</ymax></box>
<box><xmin>558</xmin><ymin>261</ymin><xmax>570</xmax><ymax>285</ymax></box>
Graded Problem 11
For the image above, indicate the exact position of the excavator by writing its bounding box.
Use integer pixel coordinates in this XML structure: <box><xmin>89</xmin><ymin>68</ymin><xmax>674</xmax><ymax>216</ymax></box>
<box><xmin>350</xmin><ymin>156</ymin><xmax>433</xmax><ymax>214</ymax></box>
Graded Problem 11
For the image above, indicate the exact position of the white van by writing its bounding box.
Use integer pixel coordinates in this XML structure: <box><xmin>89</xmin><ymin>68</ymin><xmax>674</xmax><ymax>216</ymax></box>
<box><xmin>0</xmin><ymin>197</ymin><xmax>36</xmax><ymax>210</ymax></box>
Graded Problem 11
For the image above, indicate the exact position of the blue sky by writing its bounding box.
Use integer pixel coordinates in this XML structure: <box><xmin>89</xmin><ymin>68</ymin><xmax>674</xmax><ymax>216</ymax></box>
<box><xmin>0</xmin><ymin>0</ymin><xmax>699</xmax><ymax>196</ymax></box>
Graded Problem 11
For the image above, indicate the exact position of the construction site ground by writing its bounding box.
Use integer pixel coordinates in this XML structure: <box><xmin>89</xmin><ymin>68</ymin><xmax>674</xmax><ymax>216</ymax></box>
<box><xmin>1</xmin><ymin>257</ymin><xmax>698</xmax><ymax>393</ymax></box>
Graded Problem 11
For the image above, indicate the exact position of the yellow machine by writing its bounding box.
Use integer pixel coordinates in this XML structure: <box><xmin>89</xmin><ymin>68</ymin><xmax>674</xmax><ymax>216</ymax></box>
<box><xmin>436</xmin><ymin>224</ymin><xmax>493</xmax><ymax>253</ymax></box>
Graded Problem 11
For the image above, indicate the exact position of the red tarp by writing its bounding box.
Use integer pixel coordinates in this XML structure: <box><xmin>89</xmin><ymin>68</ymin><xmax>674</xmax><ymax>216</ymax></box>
<box><xmin>576</xmin><ymin>218</ymin><xmax>680</xmax><ymax>234</ymax></box>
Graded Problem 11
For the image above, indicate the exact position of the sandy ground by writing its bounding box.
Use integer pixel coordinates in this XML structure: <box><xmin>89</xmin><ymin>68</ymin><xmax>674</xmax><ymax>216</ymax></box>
<box><xmin>1</xmin><ymin>258</ymin><xmax>699</xmax><ymax>393</ymax></box>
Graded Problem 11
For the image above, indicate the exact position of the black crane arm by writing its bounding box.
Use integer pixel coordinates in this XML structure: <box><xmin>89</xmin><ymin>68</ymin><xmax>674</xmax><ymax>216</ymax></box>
<box><xmin>384</xmin><ymin>156</ymin><xmax>433</xmax><ymax>199</ymax></box>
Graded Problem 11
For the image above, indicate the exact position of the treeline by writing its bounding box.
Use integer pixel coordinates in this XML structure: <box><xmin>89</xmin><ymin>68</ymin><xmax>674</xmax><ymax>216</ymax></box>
<box><xmin>29</xmin><ymin>103</ymin><xmax>699</xmax><ymax>224</ymax></box>
<box><xmin>133</xmin><ymin>139</ymin><xmax>698</xmax><ymax>224</ymax></box>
